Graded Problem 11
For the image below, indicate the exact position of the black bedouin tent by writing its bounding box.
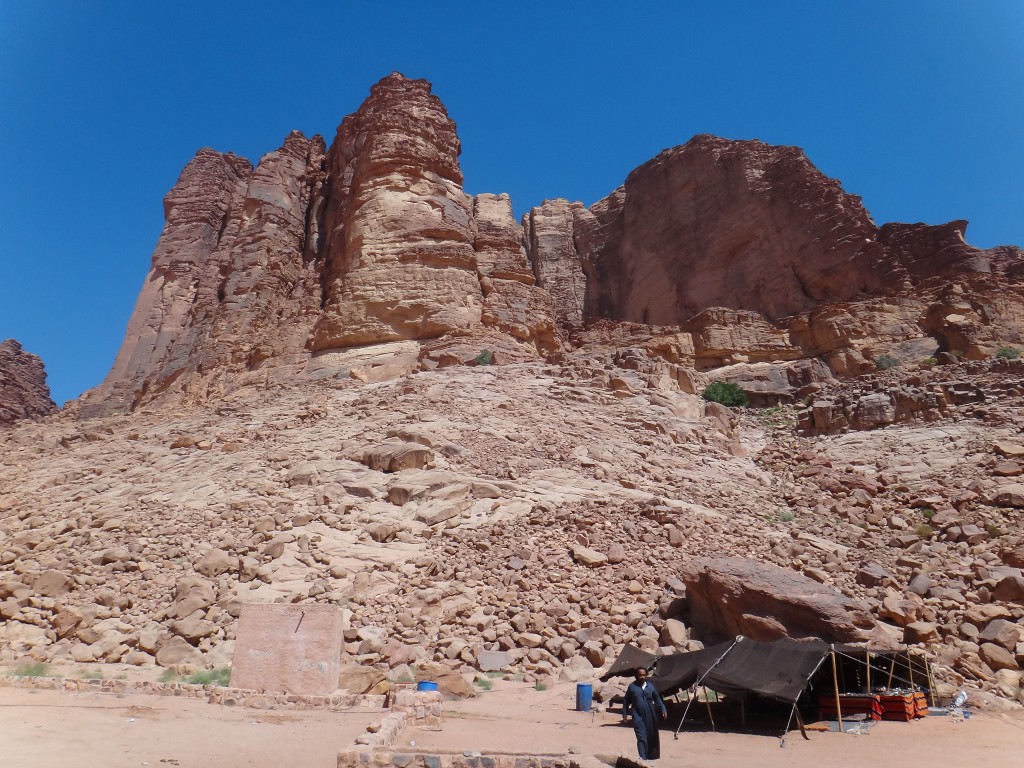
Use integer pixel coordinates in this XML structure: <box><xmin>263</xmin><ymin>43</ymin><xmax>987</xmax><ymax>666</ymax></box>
<box><xmin>603</xmin><ymin>636</ymin><xmax>933</xmax><ymax>742</ymax></box>
<box><xmin>604</xmin><ymin>636</ymin><xmax>830</xmax><ymax>703</ymax></box>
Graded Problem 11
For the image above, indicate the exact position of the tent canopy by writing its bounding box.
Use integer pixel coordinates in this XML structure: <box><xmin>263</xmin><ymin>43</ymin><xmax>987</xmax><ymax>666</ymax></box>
<box><xmin>600</xmin><ymin>643</ymin><xmax>659</xmax><ymax>682</ymax></box>
<box><xmin>604</xmin><ymin>637</ymin><xmax>835</xmax><ymax>704</ymax></box>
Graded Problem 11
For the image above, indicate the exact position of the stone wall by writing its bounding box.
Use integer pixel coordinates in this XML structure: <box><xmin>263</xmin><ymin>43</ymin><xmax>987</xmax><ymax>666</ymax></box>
<box><xmin>0</xmin><ymin>673</ymin><xmax>387</xmax><ymax>711</ymax></box>
<box><xmin>338</xmin><ymin>749</ymin><xmax>572</xmax><ymax>768</ymax></box>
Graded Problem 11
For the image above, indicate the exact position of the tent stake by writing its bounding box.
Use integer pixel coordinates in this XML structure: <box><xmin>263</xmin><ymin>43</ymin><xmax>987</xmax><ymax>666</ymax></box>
<box><xmin>830</xmin><ymin>648</ymin><xmax>844</xmax><ymax>733</ymax></box>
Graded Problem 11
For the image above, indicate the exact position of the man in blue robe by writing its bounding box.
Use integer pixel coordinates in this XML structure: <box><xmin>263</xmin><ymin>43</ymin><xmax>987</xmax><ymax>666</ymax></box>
<box><xmin>622</xmin><ymin>666</ymin><xmax>667</xmax><ymax>760</ymax></box>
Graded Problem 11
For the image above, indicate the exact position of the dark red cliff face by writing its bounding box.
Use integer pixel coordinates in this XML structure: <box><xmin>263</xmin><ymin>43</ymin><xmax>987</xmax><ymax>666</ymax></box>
<box><xmin>528</xmin><ymin>135</ymin><xmax>1022</xmax><ymax>330</ymax></box>
<box><xmin>0</xmin><ymin>339</ymin><xmax>58</xmax><ymax>423</ymax></box>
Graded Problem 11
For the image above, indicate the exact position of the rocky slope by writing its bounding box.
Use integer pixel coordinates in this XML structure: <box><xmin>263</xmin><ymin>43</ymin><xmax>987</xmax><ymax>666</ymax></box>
<box><xmin>0</xmin><ymin>340</ymin><xmax>57</xmax><ymax>424</ymax></box>
<box><xmin>4</xmin><ymin>355</ymin><xmax>1024</xmax><ymax>703</ymax></box>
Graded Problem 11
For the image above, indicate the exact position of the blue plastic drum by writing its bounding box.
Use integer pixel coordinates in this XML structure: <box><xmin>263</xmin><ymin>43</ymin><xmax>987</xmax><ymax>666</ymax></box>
<box><xmin>416</xmin><ymin>681</ymin><xmax>439</xmax><ymax>692</ymax></box>
<box><xmin>576</xmin><ymin>683</ymin><xmax>593</xmax><ymax>712</ymax></box>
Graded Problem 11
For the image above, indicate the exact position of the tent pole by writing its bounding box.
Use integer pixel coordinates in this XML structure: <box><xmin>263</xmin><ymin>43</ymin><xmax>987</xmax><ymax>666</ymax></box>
<box><xmin>925</xmin><ymin>654</ymin><xmax>937</xmax><ymax>707</ymax></box>
<box><xmin>781</xmin><ymin>698</ymin><xmax>810</xmax><ymax>744</ymax></box>
<box><xmin>865</xmin><ymin>652</ymin><xmax>871</xmax><ymax>693</ymax></box>
<box><xmin>886</xmin><ymin>655</ymin><xmax>896</xmax><ymax>689</ymax></box>
<box><xmin>673</xmin><ymin>636</ymin><xmax>740</xmax><ymax>739</ymax></box>
<box><xmin>908</xmin><ymin>651</ymin><xmax>916</xmax><ymax>690</ymax></box>
<box><xmin>830</xmin><ymin>648</ymin><xmax>844</xmax><ymax>733</ymax></box>
<box><xmin>781</xmin><ymin>701</ymin><xmax>797</xmax><ymax>746</ymax></box>
<box><xmin>704</xmin><ymin>687</ymin><xmax>716</xmax><ymax>731</ymax></box>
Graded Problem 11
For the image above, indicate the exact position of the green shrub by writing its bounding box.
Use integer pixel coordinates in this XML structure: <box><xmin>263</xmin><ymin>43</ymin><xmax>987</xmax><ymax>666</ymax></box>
<box><xmin>986</xmin><ymin>523</ymin><xmax>1003</xmax><ymax>538</ymax></box>
<box><xmin>918</xmin><ymin>357</ymin><xmax>938</xmax><ymax>369</ymax></box>
<box><xmin>777</xmin><ymin>510</ymin><xmax>796</xmax><ymax>523</ymax></box>
<box><xmin>474</xmin><ymin>349</ymin><xmax>494</xmax><ymax>366</ymax></box>
<box><xmin>186</xmin><ymin>667</ymin><xmax>232</xmax><ymax>687</ymax></box>
<box><xmin>534</xmin><ymin>681</ymin><xmax>547</xmax><ymax>691</ymax></box>
<box><xmin>701</xmin><ymin>381</ymin><xmax>748</xmax><ymax>407</ymax></box>
<box><xmin>920</xmin><ymin>506</ymin><xmax>936</xmax><ymax>520</ymax></box>
<box><xmin>158</xmin><ymin>669</ymin><xmax>181</xmax><ymax>683</ymax></box>
<box><xmin>915</xmin><ymin>523</ymin><xmax>934</xmax><ymax>538</ymax></box>
<box><xmin>996</xmin><ymin>346</ymin><xmax>1020</xmax><ymax>360</ymax></box>
<box><xmin>875</xmin><ymin>354</ymin><xmax>900</xmax><ymax>371</ymax></box>
<box><xmin>474</xmin><ymin>677</ymin><xmax>493</xmax><ymax>690</ymax></box>
<box><xmin>10</xmin><ymin>662</ymin><xmax>51</xmax><ymax>678</ymax></box>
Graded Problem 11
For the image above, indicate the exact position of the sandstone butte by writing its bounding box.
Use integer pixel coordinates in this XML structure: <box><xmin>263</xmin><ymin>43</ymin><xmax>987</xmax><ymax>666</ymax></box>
<box><xmin>2</xmin><ymin>72</ymin><xmax>1024</xmax><ymax>711</ymax></box>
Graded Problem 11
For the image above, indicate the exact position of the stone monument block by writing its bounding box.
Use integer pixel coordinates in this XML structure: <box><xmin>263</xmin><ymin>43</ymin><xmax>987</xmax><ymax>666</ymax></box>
<box><xmin>230</xmin><ymin>603</ymin><xmax>344</xmax><ymax>695</ymax></box>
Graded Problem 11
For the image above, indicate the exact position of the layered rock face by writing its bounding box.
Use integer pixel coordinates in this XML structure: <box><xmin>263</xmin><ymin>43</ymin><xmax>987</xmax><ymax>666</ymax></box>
<box><xmin>89</xmin><ymin>134</ymin><xmax>326</xmax><ymax>413</ymax></box>
<box><xmin>0</xmin><ymin>340</ymin><xmax>57</xmax><ymax>423</ymax></box>
<box><xmin>84</xmin><ymin>74</ymin><xmax>557</xmax><ymax>415</ymax></box>
<box><xmin>526</xmin><ymin>134</ymin><xmax>1023</xmax><ymax>376</ymax></box>
<box><xmin>310</xmin><ymin>74</ymin><xmax>482</xmax><ymax>350</ymax></box>
<box><xmin>83</xmin><ymin>74</ymin><xmax>1023</xmax><ymax>414</ymax></box>
<box><xmin>474</xmin><ymin>193</ymin><xmax>558</xmax><ymax>353</ymax></box>
<box><xmin>575</xmin><ymin>136</ymin><xmax>891</xmax><ymax>324</ymax></box>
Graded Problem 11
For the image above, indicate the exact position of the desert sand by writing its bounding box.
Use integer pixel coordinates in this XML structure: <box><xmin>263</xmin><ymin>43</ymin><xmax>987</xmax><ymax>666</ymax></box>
<box><xmin>3</xmin><ymin>678</ymin><xmax>1023</xmax><ymax>768</ymax></box>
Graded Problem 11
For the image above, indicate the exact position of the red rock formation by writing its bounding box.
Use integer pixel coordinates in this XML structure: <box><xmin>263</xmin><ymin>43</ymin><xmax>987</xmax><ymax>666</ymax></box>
<box><xmin>310</xmin><ymin>73</ymin><xmax>481</xmax><ymax>350</ymax></box>
<box><xmin>522</xmin><ymin>199</ymin><xmax>588</xmax><ymax>336</ymax></box>
<box><xmin>681</xmin><ymin>557</ymin><xmax>876</xmax><ymax>643</ymax></box>
<box><xmin>473</xmin><ymin>193</ymin><xmax>559</xmax><ymax>353</ymax></box>
<box><xmin>85</xmin><ymin>132</ymin><xmax>326</xmax><ymax>415</ymax></box>
<box><xmin>82</xmin><ymin>74</ymin><xmax>1024</xmax><ymax>414</ymax></box>
<box><xmin>568</xmin><ymin>135</ymin><xmax>893</xmax><ymax>324</ymax></box>
<box><xmin>85</xmin><ymin>74</ymin><xmax>561</xmax><ymax>415</ymax></box>
<box><xmin>0</xmin><ymin>339</ymin><xmax>57</xmax><ymax>423</ymax></box>
<box><xmin>525</xmin><ymin>134</ymin><xmax>1024</xmax><ymax>376</ymax></box>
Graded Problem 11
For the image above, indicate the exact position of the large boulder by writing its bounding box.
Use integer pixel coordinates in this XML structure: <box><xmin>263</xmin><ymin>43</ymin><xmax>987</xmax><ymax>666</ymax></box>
<box><xmin>680</xmin><ymin>557</ymin><xmax>875</xmax><ymax>642</ymax></box>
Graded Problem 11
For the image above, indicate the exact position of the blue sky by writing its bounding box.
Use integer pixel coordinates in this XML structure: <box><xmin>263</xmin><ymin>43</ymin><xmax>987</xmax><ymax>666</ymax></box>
<box><xmin>2</xmin><ymin>2</ymin><xmax>1022</xmax><ymax>406</ymax></box>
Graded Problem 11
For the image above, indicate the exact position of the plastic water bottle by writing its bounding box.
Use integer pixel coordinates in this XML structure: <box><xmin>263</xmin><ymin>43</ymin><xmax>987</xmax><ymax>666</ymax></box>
<box><xmin>952</xmin><ymin>690</ymin><xmax>968</xmax><ymax>708</ymax></box>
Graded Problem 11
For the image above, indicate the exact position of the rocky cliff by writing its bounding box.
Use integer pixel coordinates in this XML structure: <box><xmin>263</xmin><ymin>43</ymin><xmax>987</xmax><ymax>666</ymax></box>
<box><xmin>82</xmin><ymin>74</ymin><xmax>1023</xmax><ymax>414</ymax></box>
<box><xmin>0</xmin><ymin>340</ymin><xmax>57</xmax><ymax>424</ymax></box>
<box><xmin>546</xmin><ymin>135</ymin><xmax>1024</xmax><ymax>373</ymax></box>
<box><xmin>83</xmin><ymin>74</ymin><xmax>556</xmax><ymax>416</ymax></box>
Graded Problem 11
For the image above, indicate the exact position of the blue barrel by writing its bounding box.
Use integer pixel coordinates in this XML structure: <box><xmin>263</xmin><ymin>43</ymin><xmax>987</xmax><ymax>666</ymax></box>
<box><xmin>416</xmin><ymin>681</ymin><xmax>439</xmax><ymax>692</ymax></box>
<box><xmin>576</xmin><ymin>683</ymin><xmax>593</xmax><ymax>712</ymax></box>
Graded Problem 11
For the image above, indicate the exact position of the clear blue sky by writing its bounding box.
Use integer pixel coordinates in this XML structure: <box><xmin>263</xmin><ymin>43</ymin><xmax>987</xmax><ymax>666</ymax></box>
<box><xmin>2</xmin><ymin>2</ymin><xmax>1022</xmax><ymax>406</ymax></box>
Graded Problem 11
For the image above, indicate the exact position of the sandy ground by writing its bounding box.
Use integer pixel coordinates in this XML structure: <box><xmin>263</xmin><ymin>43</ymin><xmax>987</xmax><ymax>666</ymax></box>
<box><xmin>3</xmin><ymin>678</ymin><xmax>1024</xmax><ymax>768</ymax></box>
<box><xmin>0</xmin><ymin>687</ymin><xmax>378</xmax><ymax>768</ymax></box>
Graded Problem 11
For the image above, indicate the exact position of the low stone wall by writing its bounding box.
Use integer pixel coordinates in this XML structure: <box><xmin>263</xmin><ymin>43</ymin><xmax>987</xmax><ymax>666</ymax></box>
<box><xmin>338</xmin><ymin>748</ymin><xmax>573</xmax><ymax>768</ymax></box>
<box><xmin>208</xmin><ymin>688</ymin><xmax>387</xmax><ymax>710</ymax></box>
<box><xmin>390</xmin><ymin>689</ymin><xmax>442</xmax><ymax>726</ymax></box>
<box><xmin>0</xmin><ymin>675</ymin><xmax>209</xmax><ymax>698</ymax></box>
<box><xmin>0</xmin><ymin>673</ymin><xmax>403</xmax><ymax>713</ymax></box>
